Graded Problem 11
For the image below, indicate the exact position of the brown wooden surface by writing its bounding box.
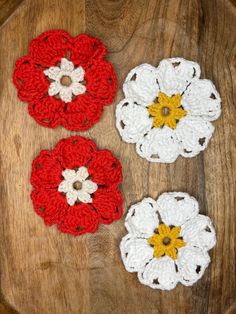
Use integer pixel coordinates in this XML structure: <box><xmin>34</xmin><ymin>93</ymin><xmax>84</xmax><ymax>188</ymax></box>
<box><xmin>0</xmin><ymin>0</ymin><xmax>235</xmax><ymax>313</ymax></box>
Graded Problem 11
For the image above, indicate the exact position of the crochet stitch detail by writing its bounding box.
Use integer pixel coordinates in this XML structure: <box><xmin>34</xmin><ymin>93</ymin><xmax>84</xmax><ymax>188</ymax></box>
<box><xmin>120</xmin><ymin>192</ymin><xmax>216</xmax><ymax>290</ymax></box>
<box><xmin>116</xmin><ymin>58</ymin><xmax>221</xmax><ymax>163</ymax></box>
<box><xmin>13</xmin><ymin>30</ymin><xmax>117</xmax><ymax>131</ymax></box>
<box><xmin>31</xmin><ymin>136</ymin><xmax>123</xmax><ymax>236</ymax></box>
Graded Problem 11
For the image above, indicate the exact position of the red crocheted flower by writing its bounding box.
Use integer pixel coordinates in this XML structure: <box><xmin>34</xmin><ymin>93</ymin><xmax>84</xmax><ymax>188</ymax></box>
<box><xmin>13</xmin><ymin>30</ymin><xmax>117</xmax><ymax>130</ymax></box>
<box><xmin>31</xmin><ymin>136</ymin><xmax>123</xmax><ymax>236</ymax></box>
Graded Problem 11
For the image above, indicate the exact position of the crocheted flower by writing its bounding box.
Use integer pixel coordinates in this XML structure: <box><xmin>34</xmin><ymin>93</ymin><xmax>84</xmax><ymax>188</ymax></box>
<box><xmin>116</xmin><ymin>58</ymin><xmax>221</xmax><ymax>163</ymax></box>
<box><xmin>120</xmin><ymin>192</ymin><xmax>216</xmax><ymax>290</ymax></box>
<box><xmin>13</xmin><ymin>30</ymin><xmax>117</xmax><ymax>131</ymax></box>
<box><xmin>31</xmin><ymin>136</ymin><xmax>123</xmax><ymax>236</ymax></box>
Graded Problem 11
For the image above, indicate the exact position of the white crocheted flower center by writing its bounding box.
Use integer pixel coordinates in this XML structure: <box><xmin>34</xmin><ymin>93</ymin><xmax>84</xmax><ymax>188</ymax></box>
<box><xmin>58</xmin><ymin>167</ymin><xmax>98</xmax><ymax>206</ymax></box>
<box><xmin>44</xmin><ymin>58</ymin><xmax>86</xmax><ymax>103</ymax></box>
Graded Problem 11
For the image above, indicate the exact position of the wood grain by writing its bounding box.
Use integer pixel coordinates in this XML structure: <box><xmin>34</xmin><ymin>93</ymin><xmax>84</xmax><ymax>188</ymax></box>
<box><xmin>0</xmin><ymin>0</ymin><xmax>235</xmax><ymax>313</ymax></box>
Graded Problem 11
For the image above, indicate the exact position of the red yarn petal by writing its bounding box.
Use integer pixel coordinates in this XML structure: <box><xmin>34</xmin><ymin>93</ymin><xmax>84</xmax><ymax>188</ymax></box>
<box><xmin>92</xmin><ymin>188</ymin><xmax>123</xmax><ymax>224</ymax></box>
<box><xmin>28</xmin><ymin>96</ymin><xmax>64</xmax><ymax>128</ymax></box>
<box><xmin>13</xmin><ymin>56</ymin><xmax>49</xmax><ymax>103</ymax></box>
<box><xmin>62</xmin><ymin>94</ymin><xmax>103</xmax><ymax>131</ymax></box>
<box><xmin>29</xmin><ymin>30</ymin><xmax>72</xmax><ymax>67</ymax></box>
<box><xmin>31</xmin><ymin>150</ymin><xmax>63</xmax><ymax>189</ymax></box>
<box><xmin>58</xmin><ymin>203</ymin><xmax>99</xmax><ymax>236</ymax></box>
<box><xmin>54</xmin><ymin>136</ymin><xmax>97</xmax><ymax>169</ymax></box>
<box><xmin>88</xmin><ymin>150</ymin><xmax>122</xmax><ymax>187</ymax></box>
<box><xmin>70</xmin><ymin>34</ymin><xmax>107</xmax><ymax>68</ymax></box>
<box><xmin>85</xmin><ymin>60</ymin><xmax>118</xmax><ymax>105</ymax></box>
<box><xmin>31</xmin><ymin>188</ymin><xmax>68</xmax><ymax>226</ymax></box>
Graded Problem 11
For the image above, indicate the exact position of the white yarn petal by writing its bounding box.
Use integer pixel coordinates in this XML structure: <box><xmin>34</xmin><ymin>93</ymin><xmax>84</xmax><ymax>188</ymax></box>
<box><xmin>76</xmin><ymin>167</ymin><xmax>89</xmax><ymax>181</ymax></box>
<box><xmin>71</xmin><ymin>66</ymin><xmax>85</xmax><ymax>82</ymax></box>
<box><xmin>59</xmin><ymin>87</ymin><xmax>73</xmax><ymax>103</ymax></box>
<box><xmin>60</xmin><ymin>58</ymin><xmax>74</xmax><ymax>71</ymax></box>
<box><xmin>44</xmin><ymin>66</ymin><xmax>61</xmax><ymax>80</ymax></box>
<box><xmin>182</xmin><ymin>79</ymin><xmax>221</xmax><ymax>121</ymax></box>
<box><xmin>77</xmin><ymin>190</ymin><xmax>93</xmax><ymax>203</ymax></box>
<box><xmin>156</xmin><ymin>57</ymin><xmax>200</xmax><ymax>96</ymax></box>
<box><xmin>123</xmin><ymin>64</ymin><xmax>159</xmax><ymax>106</ymax></box>
<box><xmin>48</xmin><ymin>81</ymin><xmax>61</xmax><ymax>96</ymax></box>
<box><xmin>138</xmin><ymin>256</ymin><xmax>178</xmax><ymax>290</ymax></box>
<box><xmin>157</xmin><ymin>192</ymin><xmax>199</xmax><ymax>226</ymax></box>
<box><xmin>71</xmin><ymin>82</ymin><xmax>86</xmax><ymax>96</ymax></box>
<box><xmin>125</xmin><ymin>198</ymin><xmax>159</xmax><ymax>238</ymax></box>
<box><xmin>62</xmin><ymin>169</ymin><xmax>76</xmax><ymax>180</ymax></box>
<box><xmin>116</xmin><ymin>98</ymin><xmax>152</xmax><ymax>143</ymax></box>
<box><xmin>181</xmin><ymin>214</ymin><xmax>216</xmax><ymax>250</ymax></box>
<box><xmin>176</xmin><ymin>115</ymin><xmax>215</xmax><ymax>158</ymax></box>
<box><xmin>136</xmin><ymin>127</ymin><xmax>180</xmax><ymax>163</ymax></box>
<box><xmin>58</xmin><ymin>181</ymin><xmax>70</xmax><ymax>193</ymax></box>
<box><xmin>120</xmin><ymin>235</ymin><xmax>154</xmax><ymax>272</ymax></box>
<box><xmin>82</xmin><ymin>180</ymin><xmax>98</xmax><ymax>194</ymax></box>
<box><xmin>66</xmin><ymin>191</ymin><xmax>78</xmax><ymax>206</ymax></box>
<box><xmin>177</xmin><ymin>246</ymin><xmax>210</xmax><ymax>286</ymax></box>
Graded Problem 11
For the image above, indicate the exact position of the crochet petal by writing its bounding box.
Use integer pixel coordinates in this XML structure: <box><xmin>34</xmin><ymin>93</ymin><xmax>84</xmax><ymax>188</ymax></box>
<box><xmin>28</xmin><ymin>97</ymin><xmax>63</xmax><ymax>128</ymax></box>
<box><xmin>116</xmin><ymin>98</ymin><xmax>152</xmax><ymax>143</ymax></box>
<box><xmin>29</xmin><ymin>30</ymin><xmax>72</xmax><ymax>67</ymax></box>
<box><xmin>123</xmin><ymin>64</ymin><xmax>159</xmax><ymax>106</ymax></box>
<box><xmin>71</xmin><ymin>66</ymin><xmax>85</xmax><ymax>82</ymax></box>
<box><xmin>120</xmin><ymin>235</ymin><xmax>153</xmax><ymax>272</ymax></box>
<box><xmin>31</xmin><ymin>150</ymin><xmax>63</xmax><ymax>189</ymax></box>
<box><xmin>13</xmin><ymin>56</ymin><xmax>49</xmax><ymax>103</ymax></box>
<box><xmin>60</xmin><ymin>58</ymin><xmax>74</xmax><ymax>71</ymax></box>
<box><xmin>54</xmin><ymin>136</ymin><xmax>97</xmax><ymax>169</ymax></box>
<box><xmin>125</xmin><ymin>198</ymin><xmax>159</xmax><ymax>238</ymax></box>
<box><xmin>48</xmin><ymin>81</ymin><xmax>61</xmax><ymax>96</ymax></box>
<box><xmin>181</xmin><ymin>214</ymin><xmax>216</xmax><ymax>251</ymax></box>
<box><xmin>76</xmin><ymin>167</ymin><xmax>89</xmax><ymax>181</ymax></box>
<box><xmin>70</xmin><ymin>34</ymin><xmax>107</xmax><ymax>68</ymax></box>
<box><xmin>66</xmin><ymin>190</ymin><xmax>79</xmax><ymax>206</ymax></box>
<box><xmin>136</xmin><ymin>127</ymin><xmax>180</xmax><ymax>163</ymax></box>
<box><xmin>138</xmin><ymin>256</ymin><xmax>178</xmax><ymax>290</ymax></box>
<box><xmin>177</xmin><ymin>246</ymin><xmax>210</xmax><ymax>286</ymax></box>
<box><xmin>156</xmin><ymin>192</ymin><xmax>199</xmax><ymax>226</ymax></box>
<box><xmin>88</xmin><ymin>150</ymin><xmax>122</xmax><ymax>187</ymax></box>
<box><xmin>58</xmin><ymin>203</ymin><xmax>99</xmax><ymax>236</ymax></box>
<box><xmin>182</xmin><ymin>79</ymin><xmax>221</xmax><ymax>121</ymax></box>
<box><xmin>156</xmin><ymin>57</ymin><xmax>200</xmax><ymax>96</ymax></box>
<box><xmin>71</xmin><ymin>82</ymin><xmax>86</xmax><ymax>95</ymax></box>
<box><xmin>176</xmin><ymin>115</ymin><xmax>215</xmax><ymax>157</ymax></box>
<box><xmin>62</xmin><ymin>94</ymin><xmax>103</xmax><ymax>131</ymax></box>
<box><xmin>59</xmin><ymin>87</ymin><xmax>73</xmax><ymax>103</ymax></box>
<box><xmin>31</xmin><ymin>188</ymin><xmax>68</xmax><ymax>226</ymax></box>
<box><xmin>82</xmin><ymin>180</ymin><xmax>98</xmax><ymax>193</ymax></box>
<box><xmin>92</xmin><ymin>187</ymin><xmax>123</xmax><ymax>224</ymax></box>
<box><xmin>85</xmin><ymin>60</ymin><xmax>117</xmax><ymax>105</ymax></box>
<box><xmin>77</xmin><ymin>190</ymin><xmax>93</xmax><ymax>204</ymax></box>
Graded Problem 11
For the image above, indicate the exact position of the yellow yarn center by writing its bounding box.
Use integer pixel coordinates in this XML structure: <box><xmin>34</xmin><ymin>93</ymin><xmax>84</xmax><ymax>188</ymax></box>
<box><xmin>148</xmin><ymin>223</ymin><xmax>186</xmax><ymax>260</ymax></box>
<box><xmin>148</xmin><ymin>92</ymin><xmax>187</xmax><ymax>129</ymax></box>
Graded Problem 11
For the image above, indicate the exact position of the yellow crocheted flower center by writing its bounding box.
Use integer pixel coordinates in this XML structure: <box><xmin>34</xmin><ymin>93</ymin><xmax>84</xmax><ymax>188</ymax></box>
<box><xmin>148</xmin><ymin>92</ymin><xmax>187</xmax><ymax>129</ymax></box>
<box><xmin>148</xmin><ymin>223</ymin><xmax>186</xmax><ymax>260</ymax></box>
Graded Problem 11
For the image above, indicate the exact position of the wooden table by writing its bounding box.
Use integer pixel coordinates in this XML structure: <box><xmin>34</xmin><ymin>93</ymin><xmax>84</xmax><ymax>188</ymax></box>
<box><xmin>0</xmin><ymin>0</ymin><xmax>235</xmax><ymax>313</ymax></box>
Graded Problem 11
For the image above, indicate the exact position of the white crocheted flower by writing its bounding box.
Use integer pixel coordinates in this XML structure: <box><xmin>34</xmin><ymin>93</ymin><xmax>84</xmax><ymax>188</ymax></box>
<box><xmin>120</xmin><ymin>192</ymin><xmax>216</xmax><ymax>290</ymax></box>
<box><xmin>116</xmin><ymin>58</ymin><xmax>221</xmax><ymax>163</ymax></box>
<box><xmin>44</xmin><ymin>58</ymin><xmax>86</xmax><ymax>103</ymax></box>
<box><xmin>58</xmin><ymin>167</ymin><xmax>98</xmax><ymax>206</ymax></box>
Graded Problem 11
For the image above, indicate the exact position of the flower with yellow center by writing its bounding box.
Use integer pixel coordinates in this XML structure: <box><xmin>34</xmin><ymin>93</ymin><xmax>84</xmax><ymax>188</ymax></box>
<box><xmin>148</xmin><ymin>92</ymin><xmax>187</xmax><ymax>129</ymax></box>
<box><xmin>148</xmin><ymin>223</ymin><xmax>186</xmax><ymax>260</ymax></box>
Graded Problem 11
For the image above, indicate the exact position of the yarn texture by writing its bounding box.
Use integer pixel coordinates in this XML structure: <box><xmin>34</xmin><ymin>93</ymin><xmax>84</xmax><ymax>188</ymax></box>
<box><xmin>31</xmin><ymin>136</ymin><xmax>123</xmax><ymax>236</ymax></box>
<box><xmin>116</xmin><ymin>58</ymin><xmax>221</xmax><ymax>163</ymax></box>
<box><xmin>13</xmin><ymin>30</ymin><xmax>117</xmax><ymax>131</ymax></box>
<box><xmin>120</xmin><ymin>192</ymin><xmax>216</xmax><ymax>290</ymax></box>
